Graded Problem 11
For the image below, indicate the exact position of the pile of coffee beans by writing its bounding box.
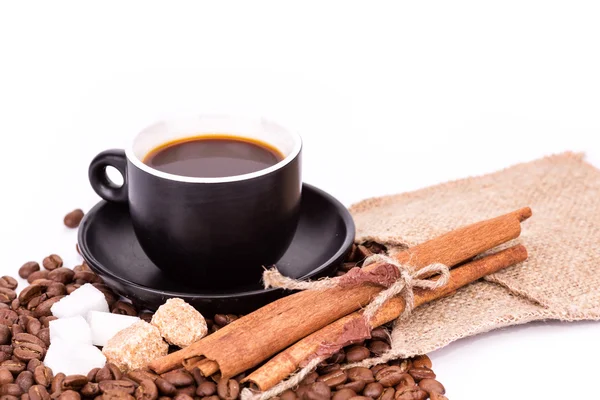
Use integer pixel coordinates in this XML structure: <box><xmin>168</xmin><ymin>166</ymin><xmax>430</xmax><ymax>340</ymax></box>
<box><xmin>0</xmin><ymin>215</ymin><xmax>448</xmax><ymax>400</ymax></box>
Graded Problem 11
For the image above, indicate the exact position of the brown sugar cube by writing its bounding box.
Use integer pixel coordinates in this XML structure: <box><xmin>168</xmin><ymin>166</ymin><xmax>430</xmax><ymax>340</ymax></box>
<box><xmin>102</xmin><ymin>320</ymin><xmax>168</xmax><ymax>372</ymax></box>
<box><xmin>151</xmin><ymin>298</ymin><xmax>208</xmax><ymax>347</ymax></box>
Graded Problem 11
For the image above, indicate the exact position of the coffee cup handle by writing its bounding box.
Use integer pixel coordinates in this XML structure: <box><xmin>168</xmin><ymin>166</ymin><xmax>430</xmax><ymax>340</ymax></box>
<box><xmin>89</xmin><ymin>149</ymin><xmax>128</xmax><ymax>203</ymax></box>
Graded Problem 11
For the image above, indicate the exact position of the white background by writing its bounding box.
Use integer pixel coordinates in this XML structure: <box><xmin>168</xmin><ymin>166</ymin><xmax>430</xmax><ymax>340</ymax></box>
<box><xmin>1</xmin><ymin>1</ymin><xmax>599</xmax><ymax>398</ymax></box>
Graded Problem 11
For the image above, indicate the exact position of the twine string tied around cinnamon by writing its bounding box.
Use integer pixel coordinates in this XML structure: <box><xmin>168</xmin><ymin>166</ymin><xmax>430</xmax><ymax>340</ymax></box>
<box><xmin>241</xmin><ymin>255</ymin><xmax>450</xmax><ymax>400</ymax></box>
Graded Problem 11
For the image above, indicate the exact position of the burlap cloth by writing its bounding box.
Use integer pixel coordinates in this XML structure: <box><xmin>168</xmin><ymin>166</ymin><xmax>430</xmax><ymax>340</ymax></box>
<box><xmin>348</xmin><ymin>152</ymin><xmax>600</xmax><ymax>356</ymax></box>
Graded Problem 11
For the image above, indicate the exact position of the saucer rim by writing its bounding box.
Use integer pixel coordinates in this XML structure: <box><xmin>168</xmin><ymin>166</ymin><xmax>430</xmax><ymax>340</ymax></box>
<box><xmin>78</xmin><ymin>183</ymin><xmax>355</xmax><ymax>300</ymax></box>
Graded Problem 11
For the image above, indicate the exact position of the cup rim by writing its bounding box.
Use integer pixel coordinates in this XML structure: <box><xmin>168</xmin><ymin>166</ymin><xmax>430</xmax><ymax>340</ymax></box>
<box><xmin>125</xmin><ymin>114</ymin><xmax>302</xmax><ymax>183</ymax></box>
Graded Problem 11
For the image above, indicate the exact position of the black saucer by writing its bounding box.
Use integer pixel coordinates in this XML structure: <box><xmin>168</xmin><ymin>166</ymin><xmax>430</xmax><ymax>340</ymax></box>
<box><xmin>78</xmin><ymin>184</ymin><xmax>355</xmax><ymax>314</ymax></box>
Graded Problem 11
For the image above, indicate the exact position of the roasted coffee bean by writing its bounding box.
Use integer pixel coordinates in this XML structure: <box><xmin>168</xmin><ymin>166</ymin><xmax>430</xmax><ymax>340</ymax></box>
<box><xmin>125</xmin><ymin>372</ymin><xmax>155</xmax><ymax>385</ymax></box>
<box><xmin>106</xmin><ymin>363</ymin><xmax>123</xmax><ymax>381</ymax></box>
<box><xmin>363</xmin><ymin>382</ymin><xmax>384</xmax><ymax>398</ymax></box>
<box><xmin>9</xmin><ymin>301</ymin><xmax>19</xmax><ymax>313</ymax></box>
<box><xmin>367</xmin><ymin>341</ymin><xmax>390</xmax><ymax>356</ymax></box>
<box><xmin>213</xmin><ymin>314</ymin><xmax>237</xmax><ymax>327</ymax></box>
<box><xmin>153</xmin><ymin>379</ymin><xmax>175</xmax><ymax>396</ymax></box>
<box><xmin>216</xmin><ymin>378</ymin><xmax>239</xmax><ymax>400</ymax></box>
<box><xmin>345</xmin><ymin>346</ymin><xmax>370</xmax><ymax>363</ymax></box>
<box><xmin>375</xmin><ymin>367</ymin><xmax>407</xmax><ymax>388</ymax></box>
<box><xmin>72</xmin><ymin>272</ymin><xmax>101</xmax><ymax>285</ymax></box>
<box><xmin>73</xmin><ymin>261</ymin><xmax>91</xmax><ymax>273</ymax></box>
<box><xmin>15</xmin><ymin>309</ymin><xmax>32</xmax><ymax>318</ymax></box>
<box><xmin>0</xmin><ymin>277</ymin><xmax>18</xmax><ymax>291</ymax></box>
<box><xmin>370</xmin><ymin>328</ymin><xmax>390</xmax><ymax>344</ymax></box>
<box><xmin>98</xmin><ymin>380</ymin><xmax>137</xmax><ymax>395</ymax></box>
<box><xmin>370</xmin><ymin>365</ymin><xmax>387</xmax><ymax>376</ymax></box>
<box><xmin>0</xmin><ymin>368</ymin><xmax>14</xmax><ymax>385</ymax></box>
<box><xmin>188</xmin><ymin>368</ymin><xmax>205</xmax><ymax>386</ymax></box>
<box><xmin>300</xmin><ymin>381</ymin><xmax>330</xmax><ymax>400</ymax></box>
<box><xmin>32</xmin><ymin>297</ymin><xmax>63</xmax><ymax>319</ymax></box>
<box><xmin>86</xmin><ymin>368</ymin><xmax>100</xmax><ymax>383</ymax></box>
<box><xmin>393</xmin><ymin>387</ymin><xmax>427</xmax><ymax>400</ymax></box>
<box><xmin>96</xmin><ymin>367</ymin><xmax>115</xmax><ymax>383</ymax></box>
<box><xmin>32</xmin><ymin>367</ymin><xmax>52</xmax><ymax>388</ymax></box>
<box><xmin>328</xmin><ymin>350</ymin><xmax>345</xmax><ymax>365</ymax></box>
<box><xmin>393</xmin><ymin>374</ymin><xmax>414</xmax><ymax>392</ymax></box>
<box><xmin>45</xmin><ymin>284</ymin><xmax>66</xmax><ymax>299</ymax></box>
<box><xmin>0</xmin><ymin>326</ymin><xmax>10</xmax><ymax>345</ymax></box>
<box><xmin>316</xmin><ymin>370</ymin><xmax>347</xmax><ymax>388</ymax></box>
<box><xmin>410</xmin><ymin>356</ymin><xmax>431</xmax><ymax>370</ymax></box>
<box><xmin>28</xmin><ymin>385</ymin><xmax>49</xmax><ymax>400</ymax></box>
<box><xmin>417</xmin><ymin>379</ymin><xmax>444</xmax><ymax>395</ymax></box>
<box><xmin>57</xmin><ymin>390</ymin><xmax>80</xmax><ymax>400</ymax></box>
<box><xmin>35</xmin><ymin>330</ymin><xmax>49</xmax><ymax>348</ymax></box>
<box><xmin>195</xmin><ymin>381</ymin><xmax>216</xmax><ymax>397</ymax></box>
<box><xmin>26</xmin><ymin>294</ymin><xmax>45</xmax><ymax>311</ymax></box>
<box><xmin>332</xmin><ymin>388</ymin><xmax>356</xmax><ymax>400</ymax></box>
<box><xmin>1</xmin><ymin>360</ymin><xmax>26</xmax><ymax>374</ymax></box>
<box><xmin>134</xmin><ymin>380</ymin><xmax>157</xmax><ymax>400</ymax></box>
<box><xmin>13</xmin><ymin>334</ymin><xmax>46</xmax><ymax>350</ymax></box>
<box><xmin>346</xmin><ymin>367</ymin><xmax>374</xmax><ymax>383</ymax></box>
<box><xmin>0</xmin><ymin>384</ymin><xmax>22</xmax><ymax>396</ymax></box>
<box><xmin>318</xmin><ymin>364</ymin><xmax>341</xmax><ymax>375</ymax></box>
<box><xmin>61</xmin><ymin>376</ymin><xmax>88</xmax><ymax>392</ymax></box>
<box><xmin>41</xmin><ymin>256</ymin><xmax>62</xmax><ymax>272</ymax></box>
<box><xmin>50</xmin><ymin>373</ymin><xmax>65</xmax><ymax>394</ymax></box>
<box><xmin>64</xmin><ymin>210</ymin><xmax>84</xmax><ymax>229</ymax></box>
<box><xmin>407</xmin><ymin>367</ymin><xmax>435</xmax><ymax>382</ymax></box>
<box><xmin>159</xmin><ymin>371</ymin><xmax>193</xmax><ymax>388</ymax></box>
<box><xmin>25</xmin><ymin>321</ymin><xmax>40</xmax><ymax>337</ymax></box>
<box><xmin>26</xmin><ymin>360</ymin><xmax>41</xmax><ymax>376</ymax></box>
<box><xmin>0</xmin><ymin>310</ymin><xmax>18</xmax><ymax>328</ymax></box>
<box><xmin>335</xmin><ymin>380</ymin><xmax>366</xmax><ymax>393</ymax></box>
<box><xmin>15</xmin><ymin>372</ymin><xmax>33</xmax><ymax>393</ymax></box>
<box><xmin>378</xmin><ymin>387</ymin><xmax>395</xmax><ymax>400</ymax></box>
<box><xmin>18</xmin><ymin>264</ymin><xmax>40</xmax><ymax>281</ymax></box>
<box><xmin>300</xmin><ymin>372</ymin><xmax>319</xmax><ymax>386</ymax></box>
<box><xmin>111</xmin><ymin>302</ymin><xmax>137</xmax><ymax>317</ymax></box>
<box><xmin>99</xmin><ymin>393</ymin><xmax>135</xmax><ymax>400</ymax></box>
<box><xmin>64</xmin><ymin>285</ymin><xmax>80</xmax><ymax>295</ymax></box>
<box><xmin>0</xmin><ymin>395</ymin><xmax>19</xmax><ymax>400</ymax></box>
<box><xmin>278</xmin><ymin>389</ymin><xmax>297</xmax><ymax>400</ymax></box>
<box><xmin>46</xmin><ymin>269</ymin><xmax>73</xmax><ymax>286</ymax></box>
<box><xmin>171</xmin><ymin>394</ymin><xmax>192</xmax><ymax>400</ymax></box>
<box><xmin>11</xmin><ymin>325</ymin><xmax>23</xmax><ymax>337</ymax></box>
<box><xmin>17</xmin><ymin>288</ymin><xmax>42</xmax><ymax>306</ymax></box>
<box><xmin>173</xmin><ymin>386</ymin><xmax>194</xmax><ymax>398</ymax></box>
<box><xmin>26</xmin><ymin>273</ymin><xmax>48</xmax><ymax>286</ymax></box>
<box><xmin>0</xmin><ymin>289</ymin><xmax>16</xmax><ymax>305</ymax></box>
<box><xmin>80</xmin><ymin>382</ymin><xmax>100</xmax><ymax>397</ymax></box>
<box><xmin>37</xmin><ymin>317</ymin><xmax>55</xmax><ymax>330</ymax></box>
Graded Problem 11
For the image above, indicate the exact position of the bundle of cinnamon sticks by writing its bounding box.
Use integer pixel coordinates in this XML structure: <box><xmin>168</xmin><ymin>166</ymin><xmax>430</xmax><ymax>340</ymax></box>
<box><xmin>150</xmin><ymin>208</ymin><xmax>532</xmax><ymax>391</ymax></box>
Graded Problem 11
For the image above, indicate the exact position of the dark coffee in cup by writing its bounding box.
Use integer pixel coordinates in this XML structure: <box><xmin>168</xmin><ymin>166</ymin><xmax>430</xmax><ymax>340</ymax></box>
<box><xmin>88</xmin><ymin>115</ymin><xmax>302</xmax><ymax>286</ymax></box>
<box><xmin>143</xmin><ymin>136</ymin><xmax>284</xmax><ymax>178</ymax></box>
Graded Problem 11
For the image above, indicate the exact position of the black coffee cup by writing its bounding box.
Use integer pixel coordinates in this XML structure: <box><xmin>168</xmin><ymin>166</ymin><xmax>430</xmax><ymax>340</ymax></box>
<box><xmin>88</xmin><ymin>115</ymin><xmax>302</xmax><ymax>285</ymax></box>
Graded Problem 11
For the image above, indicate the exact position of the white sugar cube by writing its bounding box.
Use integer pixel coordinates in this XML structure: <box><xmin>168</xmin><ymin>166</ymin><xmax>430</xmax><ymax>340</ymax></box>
<box><xmin>51</xmin><ymin>283</ymin><xmax>109</xmax><ymax>319</ymax></box>
<box><xmin>49</xmin><ymin>316</ymin><xmax>92</xmax><ymax>345</ymax></box>
<box><xmin>44</xmin><ymin>337</ymin><xmax>106</xmax><ymax>375</ymax></box>
<box><xmin>87</xmin><ymin>311</ymin><xmax>140</xmax><ymax>347</ymax></box>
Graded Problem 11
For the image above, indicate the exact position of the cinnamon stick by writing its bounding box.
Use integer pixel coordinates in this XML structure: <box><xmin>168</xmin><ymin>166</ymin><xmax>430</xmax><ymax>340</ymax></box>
<box><xmin>150</xmin><ymin>208</ymin><xmax>531</xmax><ymax>378</ymax></box>
<box><xmin>243</xmin><ymin>244</ymin><xmax>528</xmax><ymax>390</ymax></box>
